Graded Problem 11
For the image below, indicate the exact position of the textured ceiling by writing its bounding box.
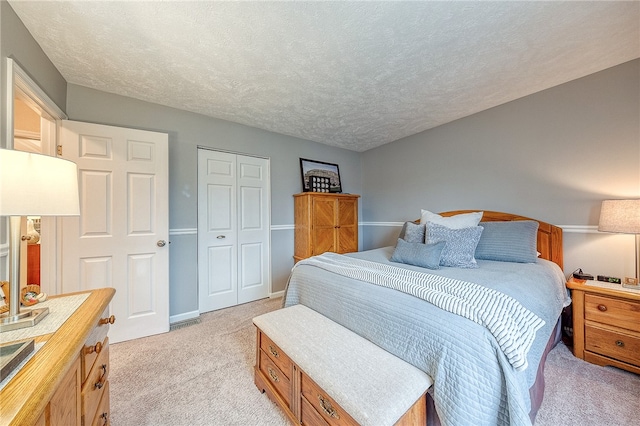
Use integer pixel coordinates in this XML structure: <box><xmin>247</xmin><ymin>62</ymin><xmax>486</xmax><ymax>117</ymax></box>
<box><xmin>8</xmin><ymin>1</ymin><xmax>640</xmax><ymax>152</ymax></box>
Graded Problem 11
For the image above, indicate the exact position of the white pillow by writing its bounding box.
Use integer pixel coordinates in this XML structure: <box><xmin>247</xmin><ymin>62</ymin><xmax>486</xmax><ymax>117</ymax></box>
<box><xmin>420</xmin><ymin>210</ymin><xmax>483</xmax><ymax>229</ymax></box>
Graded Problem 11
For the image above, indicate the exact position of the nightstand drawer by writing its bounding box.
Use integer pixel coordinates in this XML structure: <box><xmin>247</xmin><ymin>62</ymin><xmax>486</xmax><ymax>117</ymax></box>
<box><xmin>585</xmin><ymin>324</ymin><xmax>640</xmax><ymax>366</ymax></box>
<box><xmin>585</xmin><ymin>294</ymin><xmax>640</xmax><ymax>333</ymax></box>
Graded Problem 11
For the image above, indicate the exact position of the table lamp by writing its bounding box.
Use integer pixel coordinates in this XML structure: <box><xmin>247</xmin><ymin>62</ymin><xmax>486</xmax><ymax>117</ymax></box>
<box><xmin>0</xmin><ymin>149</ymin><xmax>80</xmax><ymax>332</ymax></box>
<box><xmin>598</xmin><ymin>199</ymin><xmax>640</xmax><ymax>285</ymax></box>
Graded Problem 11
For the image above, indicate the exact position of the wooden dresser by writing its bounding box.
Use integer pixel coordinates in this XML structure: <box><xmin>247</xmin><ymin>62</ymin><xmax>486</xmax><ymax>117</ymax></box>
<box><xmin>293</xmin><ymin>192</ymin><xmax>359</xmax><ymax>263</ymax></box>
<box><xmin>0</xmin><ymin>288</ymin><xmax>115</xmax><ymax>426</ymax></box>
<box><xmin>566</xmin><ymin>278</ymin><xmax>640</xmax><ymax>374</ymax></box>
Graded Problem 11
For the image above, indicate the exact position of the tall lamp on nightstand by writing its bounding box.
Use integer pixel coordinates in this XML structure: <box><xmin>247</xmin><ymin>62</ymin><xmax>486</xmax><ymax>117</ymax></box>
<box><xmin>598</xmin><ymin>199</ymin><xmax>640</xmax><ymax>282</ymax></box>
<box><xmin>0</xmin><ymin>149</ymin><xmax>80</xmax><ymax>332</ymax></box>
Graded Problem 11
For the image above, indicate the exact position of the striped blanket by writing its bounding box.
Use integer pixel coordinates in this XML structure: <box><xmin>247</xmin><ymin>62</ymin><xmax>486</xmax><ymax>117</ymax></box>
<box><xmin>295</xmin><ymin>253</ymin><xmax>545</xmax><ymax>371</ymax></box>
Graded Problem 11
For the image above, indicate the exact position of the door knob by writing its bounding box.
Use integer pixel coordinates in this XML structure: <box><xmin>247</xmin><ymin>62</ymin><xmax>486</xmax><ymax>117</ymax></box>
<box><xmin>157</xmin><ymin>240</ymin><xmax>167</xmax><ymax>247</ymax></box>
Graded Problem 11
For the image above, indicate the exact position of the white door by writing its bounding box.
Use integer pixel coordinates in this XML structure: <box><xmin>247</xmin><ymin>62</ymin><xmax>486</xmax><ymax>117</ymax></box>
<box><xmin>60</xmin><ymin>120</ymin><xmax>169</xmax><ymax>343</ymax></box>
<box><xmin>198</xmin><ymin>149</ymin><xmax>270</xmax><ymax>313</ymax></box>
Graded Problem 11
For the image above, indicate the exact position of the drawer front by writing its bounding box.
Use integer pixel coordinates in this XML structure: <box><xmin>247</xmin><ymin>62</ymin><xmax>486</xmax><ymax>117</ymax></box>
<box><xmin>91</xmin><ymin>380</ymin><xmax>110</xmax><ymax>426</ymax></box>
<box><xmin>82</xmin><ymin>338</ymin><xmax>110</xmax><ymax>423</ymax></box>
<box><xmin>82</xmin><ymin>308</ymin><xmax>112</xmax><ymax>381</ymax></box>
<box><xmin>259</xmin><ymin>349</ymin><xmax>291</xmax><ymax>407</ymax></box>
<box><xmin>585</xmin><ymin>294</ymin><xmax>640</xmax><ymax>333</ymax></box>
<box><xmin>300</xmin><ymin>373</ymin><xmax>357</xmax><ymax>426</ymax></box>
<box><xmin>301</xmin><ymin>393</ymin><xmax>329</xmax><ymax>426</ymax></box>
<box><xmin>585</xmin><ymin>325</ymin><xmax>640</xmax><ymax>366</ymax></box>
<box><xmin>259</xmin><ymin>332</ymin><xmax>292</xmax><ymax>379</ymax></box>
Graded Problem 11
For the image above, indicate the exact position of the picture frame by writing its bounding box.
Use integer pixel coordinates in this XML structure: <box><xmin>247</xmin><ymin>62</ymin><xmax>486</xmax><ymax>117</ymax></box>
<box><xmin>299</xmin><ymin>158</ymin><xmax>342</xmax><ymax>193</ymax></box>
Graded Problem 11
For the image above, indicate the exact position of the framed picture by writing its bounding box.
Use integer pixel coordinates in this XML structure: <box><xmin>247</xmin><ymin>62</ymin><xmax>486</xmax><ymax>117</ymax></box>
<box><xmin>299</xmin><ymin>158</ymin><xmax>342</xmax><ymax>193</ymax></box>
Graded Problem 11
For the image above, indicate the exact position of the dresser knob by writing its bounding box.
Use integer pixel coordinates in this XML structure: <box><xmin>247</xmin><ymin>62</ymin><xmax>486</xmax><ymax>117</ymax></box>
<box><xmin>99</xmin><ymin>315</ymin><xmax>116</xmax><ymax>325</ymax></box>
<box><xmin>84</xmin><ymin>341</ymin><xmax>103</xmax><ymax>355</ymax></box>
<box><xmin>616</xmin><ymin>340</ymin><xmax>625</xmax><ymax>347</ymax></box>
<box><xmin>597</xmin><ymin>304</ymin><xmax>607</xmax><ymax>312</ymax></box>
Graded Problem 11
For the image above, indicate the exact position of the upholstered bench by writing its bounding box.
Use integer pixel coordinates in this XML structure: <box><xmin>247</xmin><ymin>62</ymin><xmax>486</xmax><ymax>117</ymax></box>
<box><xmin>253</xmin><ymin>304</ymin><xmax>433</xmax><ymax>426</ymax></box>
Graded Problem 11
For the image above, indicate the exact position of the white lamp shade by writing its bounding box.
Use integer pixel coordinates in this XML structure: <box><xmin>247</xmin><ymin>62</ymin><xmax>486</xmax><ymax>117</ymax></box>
<box><xmin>598</xmin><ymin>199</ymin><xmax>640</xmax><ymax>234</ymax></box>
<box><xmin>0</xmin><ymin>149</ymin><xmax>80</xmax><ymax>216</ymax></box>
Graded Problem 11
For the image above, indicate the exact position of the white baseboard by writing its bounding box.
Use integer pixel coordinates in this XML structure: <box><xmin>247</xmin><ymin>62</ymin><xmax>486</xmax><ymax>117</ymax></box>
<box><xmin>270</xmin><ymin>290</ymin><xmax>285</xmax><ymax>299</ymax></box>
<box><xmin>170</xmin><ymin>310</ymin><xmax>200</xmax><ymax>324</ymax></box>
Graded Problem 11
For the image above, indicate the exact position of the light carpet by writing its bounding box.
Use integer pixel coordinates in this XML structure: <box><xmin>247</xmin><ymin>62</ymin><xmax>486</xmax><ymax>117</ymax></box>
<box><xmin>109</xmin><ymin>297</ymin><xmax>640</xmax><ymax>425</ymax></box>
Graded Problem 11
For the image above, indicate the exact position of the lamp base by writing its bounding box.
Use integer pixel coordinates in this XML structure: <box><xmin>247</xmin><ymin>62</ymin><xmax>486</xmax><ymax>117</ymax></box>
<box><xmin>0</xmin><ymin>307</ymin><xmax>49</xmax><ymax>333</ymax></box>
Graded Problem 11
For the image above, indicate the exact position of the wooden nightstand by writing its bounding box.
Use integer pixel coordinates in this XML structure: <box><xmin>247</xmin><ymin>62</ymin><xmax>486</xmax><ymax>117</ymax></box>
<box><xmin>566</xmin><ymin>278</ymin><xmax>640</xmax><ymax>374</ymax></box>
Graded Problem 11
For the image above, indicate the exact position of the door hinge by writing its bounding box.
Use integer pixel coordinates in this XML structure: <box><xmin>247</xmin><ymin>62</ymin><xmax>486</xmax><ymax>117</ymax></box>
<box><xmin>57</xmin><ymin>145</ymin><xmax>63</xmax><ymax>156</ymax></box>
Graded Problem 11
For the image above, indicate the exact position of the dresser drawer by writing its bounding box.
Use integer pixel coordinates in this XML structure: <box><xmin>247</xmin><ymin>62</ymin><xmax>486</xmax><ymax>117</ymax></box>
<box><xmin>91</xmin><ymin>380</ymin><xmax>110</xmax><ymax>426</ymax></box>
<box><xmin>259</xmin><ymin>349</ymin><xmax>291</xmax><ymax>407</ymax></box>
<box><xmin>301</xmin><ymin>392</ymin><xmax>329</xmax><ymax>426</ymax></box>
<box><xmin>585</xmin><ymin>324</ymin><xmax>640</xmax><ymax>366</ymax></box>
<box><xmin>82</xmin><ymin>308</ymin><xmax>113</xmax><ymax>382</ymax></box>
<box><xmin>300</xmin><ymin>372</ymin><xmax>357</xmax><ymax>426</ymax></box>
<box><xmin>259</xmin><ymin>332</ymin><xmax>292</xmax><ymax>380</ymax></box>
<box><xmin>585</xmin><ymin>294</ymin><xmax>640</xmax><ymax>333</ymax></box>
<box><xmin>82</xmin><ymin>337</ymin><xmax>110</xmax><ymax>423</ymax></box>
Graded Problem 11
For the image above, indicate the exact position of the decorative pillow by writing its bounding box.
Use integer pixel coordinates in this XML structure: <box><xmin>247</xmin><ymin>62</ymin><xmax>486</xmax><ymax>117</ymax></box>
<box><xmin>399</xmin><ymin>221</ymin><xmax>425</xmax><ymax>243</ymax></box>
<box><xmin>420</xmin><ymin>210</ymin><xmax>483</xmax><ymax>229</ymax></box>
<box><xmin>390</xmin><ymin>239</ymin><xmax>445</xmax><ymax>270</ymax></box>
<box><xmin>425</xmin><ymin>222</ymin><xmax>483</xmax><ymax>268</ymax></box>
<box><xmin>475</xmin><ymin>220</ymin><xmax>539</xmax><ymax>263</ymax></box>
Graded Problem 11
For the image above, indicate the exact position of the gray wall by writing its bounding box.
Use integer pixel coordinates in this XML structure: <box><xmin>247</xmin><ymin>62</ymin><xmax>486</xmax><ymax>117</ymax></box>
<box><xmin>65</xmin><ymin>85</ymin><xmax>362</xmax><ymax>318</ymax></box>
<box><xmin>0</xmin><ymin>0</ymin><xmax>67</xmax><ymax>150</ymax></box>
<box><xmin>362</xmin><ymin>59</ymin><xmax>640</xmax><ymax>279</ymax></box>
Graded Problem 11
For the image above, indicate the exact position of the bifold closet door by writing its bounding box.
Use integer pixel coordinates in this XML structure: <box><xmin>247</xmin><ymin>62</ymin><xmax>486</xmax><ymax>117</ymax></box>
<box><xmin>198</xmin><ymin>149</ymin><xmax>270</xmax><ymax>313</ymax></box>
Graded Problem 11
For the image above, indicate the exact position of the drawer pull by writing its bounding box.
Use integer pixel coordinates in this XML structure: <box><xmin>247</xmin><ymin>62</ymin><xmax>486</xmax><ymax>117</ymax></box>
<box><xmin>597</xmin><ymin>304</ymin><xmax>607</xmax><ymax>312</ymax></box>
<box><xmin>99</xmin><ymin>412</ymin><xmax>109</xmax><ymax>426</ymax></box>
<box><xmin>616</xmin><ymin>340</ymin><xmax>625</xmax><ymax>347</ymax></box>
<box><xmin>267</xmin><ymin>367</ymin><xmax>279</xmax><ymax>383</ymax></box>
<box><xmin>84</xmin><ymin>341</ymin><xmax>103</xmax><ymax>355</ymax></box>
<box><xmin>318</xmin><ymin>394</ymin><xmax>340</xmax><ymax>419</ymax></box>
<box><xmin>99</xmin><ymin>315</ymin><xmax>116</xmax><ymax>325</ymax></box>
<box><xmin>268</xmin><ymin>345</ymin><xmax>279</xmax><ymax>358</ymax></box>
<box><xmin>95</xmin><ymin>364</ymin><xmax>107</xmax><ymax>389</ymax></box>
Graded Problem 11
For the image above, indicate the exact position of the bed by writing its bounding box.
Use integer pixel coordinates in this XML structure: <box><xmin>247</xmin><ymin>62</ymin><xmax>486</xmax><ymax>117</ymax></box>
<box><xmin>282</xmin><ymin>210</ymin><xmax>570</xmax><ymax>426</ymax></box>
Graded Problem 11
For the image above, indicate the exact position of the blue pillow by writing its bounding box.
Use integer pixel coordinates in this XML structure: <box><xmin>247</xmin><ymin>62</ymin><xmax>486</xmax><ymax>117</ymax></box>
<box><xmin>401</xmin><ymin>221</ymin><xmax>425</xmax><ymax>243</ymax></box>
<box><xmin>425</xmin><ymin>222</ymin><xmax>483</xmax><ymax>268</ymax></box>
<box><xmin>475</xmin><ymin>220</ymin><xmax>539</xmax><ymax>263</ymax></box>
<box><xmin>390</xmin><ymin>239</ymin><xmax>445</xmax><ymax>270</ymax></box>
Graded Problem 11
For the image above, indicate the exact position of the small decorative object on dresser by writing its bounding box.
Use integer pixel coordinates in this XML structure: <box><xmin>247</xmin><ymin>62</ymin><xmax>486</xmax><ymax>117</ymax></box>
<box><xmin>566</xmin><ymin>277</ymin><xmax>640</xmax><ymax>374</ymax></box>
<box><xmin>299</xmin><ymin>158</ymin><xmax>342</xmax><ymax>193</ymax></box>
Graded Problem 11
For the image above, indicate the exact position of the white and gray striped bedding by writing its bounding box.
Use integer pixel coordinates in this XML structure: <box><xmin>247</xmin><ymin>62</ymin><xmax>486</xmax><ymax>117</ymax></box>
<box><xmin>283</xmin><ymin>246</ymin><xmax>570</xmax><ymax>426</ymax></box>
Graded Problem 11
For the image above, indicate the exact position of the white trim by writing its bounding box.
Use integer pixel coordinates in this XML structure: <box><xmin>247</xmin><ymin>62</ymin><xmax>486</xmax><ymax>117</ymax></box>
<box><xmin>359</xmin><ymin>221</ymin><xmax>601</xmax><ymax>234</ymax></box>
<box><xmin>169</xmin><ymin>228</ymin><xmax>197</xmax><ymax>236</ymax></box>
<box><xmin>9</xmin><ymin>59</ymin><xmax>67</xmax><ymax>120</ymax></box>
<box><xmin>558</xmin><ymin>225</ymin><xmax>599</xmax><ymax>234</ymax></box>
<box><xmin>169</xmin><ymin>310</ymin><xmax>200</xmax><ymax>324</ymax></box>
<box><xmin>14</xmin><ymin>129</ymin><xmax>40</xmax><ymax>140</ymax></box>
<box><xmin>360</xmin><ymin>221</ymin><xmax>404</xmax><ymax>227</ymax></box>
<box><xmin>270</xmin><ymin>290</ymin><xmax>285</xmax><ymax>299</ymax></box>
<box><xmin>271</xmin><ymin>224</ymin><xmax>294</xmax><ymax>231</ymax></box>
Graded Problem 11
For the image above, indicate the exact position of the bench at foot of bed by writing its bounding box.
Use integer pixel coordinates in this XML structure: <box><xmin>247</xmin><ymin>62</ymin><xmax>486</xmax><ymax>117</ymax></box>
<box><xmin>253</xmin><ymin>304</ymin><xmax>433</xmax><ymax>426</ymax></box>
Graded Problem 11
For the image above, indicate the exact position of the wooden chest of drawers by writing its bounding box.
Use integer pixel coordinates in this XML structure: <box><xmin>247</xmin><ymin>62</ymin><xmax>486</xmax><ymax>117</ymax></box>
<box><xmin>567</xmin><ymin>278</ymin><xmax>640</xmax><ymax>374</ymax></box>
<box><xmin>0</xmin><ymin>288</ymin><xmax>115</xmax><ymax>426</ymax></box>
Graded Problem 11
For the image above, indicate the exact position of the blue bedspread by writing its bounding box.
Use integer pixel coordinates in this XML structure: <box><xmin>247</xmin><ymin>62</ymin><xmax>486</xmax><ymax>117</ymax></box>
<box><xmin>283</xmin><ymin>247</ymin><xmax>570</xmax><ymax>426</ymax></box>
